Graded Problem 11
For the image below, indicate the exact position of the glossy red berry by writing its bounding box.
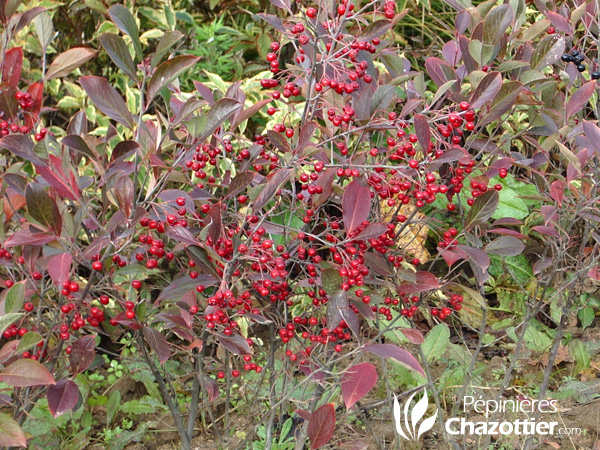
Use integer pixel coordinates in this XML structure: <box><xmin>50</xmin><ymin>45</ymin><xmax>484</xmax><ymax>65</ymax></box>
<box><xmin>92</xmin><ymin>261</ymin><xmax>103</xmax><ymax>271</ymax></box>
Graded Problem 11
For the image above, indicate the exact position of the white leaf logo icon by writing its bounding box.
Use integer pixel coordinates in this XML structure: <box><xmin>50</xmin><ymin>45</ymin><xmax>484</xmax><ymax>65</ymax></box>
<box><xmin>393</xmin><ymin>388</ymin><xmax>437</xmax><ymax>441</ymax></box>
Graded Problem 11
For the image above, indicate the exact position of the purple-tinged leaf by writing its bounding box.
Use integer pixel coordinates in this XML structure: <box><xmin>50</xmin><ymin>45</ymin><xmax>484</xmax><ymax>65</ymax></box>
<box><xmin>69</xmin><ymin>335</ymin><xmax>96</xmax><ymax>374</ymax></box>
<box><xmin>269</xmin><ymin>0</ymin><xmax>291</xmax><ymax>12</ymax></box>
<box><xmin>47</xmin><ymin>379</ymin><xmax>79</xmax><ymax>418</ymax></box>
<box><xmin>582</xmin><ymin>120</ymin><xmax>600</xmax><ymax>151</ymax></box>
<box><xmin>202</xmin><ymin>375</ymin><xmax>219</xmax><ymax>402</ymax></box>
<box><xmin>342</xmin><ymin>181</ymin><xmax>371</xmax><ymax>236</ymax></box>
<box><xmin>0</xmin><ymin>359</ymin><xmax>55</xmax><ymax>387</ymax></box>
<box><xmin>533</xmin><ymin>256</ymin><xmax>553</xmax><ymax>275</ymax></box>
<box><xmin>146</xmin><ymin>55</ymin><xmax>200</xmax><ymax>105</ymax></box>
<box><xmin>143</xmin><ymin>327</ymin><xmax>170</xmax><ymax>364</ymax></box>
<box><xmin>231</xmin><ymin>98</ymin><xmax>271</xmax><ymax>131</ymax></box>
<box><xmin>312</xmin><ymin>167</ymin><xmax>336</xmax><ymax>207</ymax></box>
<box><xmin>99</xmin><ymin>33</ymin><xmax>137</xmax><ymax>80</ymax></box>
<box><xmin>531</xmin><ymin>34</ymin><xmax>565</xmax><ymax>70</ymax></box>
<box><xmin>480</xmin><ymin>81</ymin><xmax>523</xmax><ymax>125</ymax></box>
<box><xmin>487</xmin><ymin>228</ymin><xmax>528</xmax><ymax>239</ymax></box>
<box><xmin>362</xmin><ymin>344</ymin><xmax>425</xmax><ymax>376</ymax></box>
<box><xmin>457</xmin><ymin>245</ymin><xmax>490</xmax><ymax>285</ymax></box>
<box><xmin>465</xmin><ymin>190</ymin><xmax>499</xmax><ymax>229</ymax></box>
<box><xmin>226</xmin><ymin>172</ymin><xmax>255</xmax><ymax>199</ymax></box>
<box><xmin>108</xmin><ymin>4</ymin><xmax>142</xmax><ymax>58</ymax></box>
<box><xmin>166</xmin><ymin>225</ymin><xmax>200</xmax><ymax>246</ymax></box>
<box><xmin>79</xmin><ymin>76</ymin><xmax>135</xmax><ymax>129</ymax></box>
<box><xmin>195</xmin><ymin>98</ymin><xmax>242</xmax><ymax>142</ymax></box>
<box><xmin>47</xmin><ymin>252</ymin><xmax>72</xmax><ymax>288</ymax></box>
<box><xmin>112</xmin><ymin>312</ymin><xmax>143</xmax><ymax>330</ymax></box>
<box><xmin>342</xmin><ymin>363</ymin><xmax>378</xmax><ymax>409</ymax></box>
<box><xmin>363</xmin><ymin>253</ymin><xmax>394</xmax><ymax>276</ymax></box>
<box><xmin>267</xmin><ymin>129</ymin><xmax>291</xmax><ymax>153</ymax></box>
<box><xmin>353</xmin><ymin>223</ymin><xmax>387</xmax><ymax>240</ymax></box>
<box><xmin>0</xmin><ymin>341</ymin><xmax>19</xmax><ymax>363</ymax></box>
<box><xmin>157</xmin><ymin>275</ymin><xmax>215</xmax><ymax>303</ymax></box>
<box><xmin>217</xmin><ymin>333</ymin><xmax>252</xmax><ymax>355</ymax></box>
<box><xmin>308</xmin><ymin>403</ymin><xmax>336</xmax><ymax>449</ymax></box>
<box><xmin>398</xmin><ymin>272</ymin><xmax>440</xmax><ymax>294</ymax></box>
<box><xmin>25</xmin><ymin>183</ymin><xmax>62</xmax><ymax>235</ymax></box>
<box><xmin>0</xmin><ymin>413</ymin><xmax>26</xmax><ymax>447</ymax></box>
<box><xmin>413</xmin><ymin>114</ymin><xmax>431</xmax><ymax>152</ymax></box>
<box><xmin>532</xmin><ymin>225</ymin><xmax>560</xmax><ymax>238</ymax></box>
<box><xmin>343</xmin><ymin>440</ymin><xmax>369</xmax><ymax>450</ymax></box>
<box><xmin>400</xmin><ymin>328</ymin><xmax>424</xmax><ymax>344</ymax></box>
<box><xmin>482</xmin><ymin>4</ymin><xmax>514</xmax><ymax>46</ymax></box>
<box><xmin>252</xmin><ymin>168</ymin><xmax>292</xmax><ymax>212</ymax></box>
<box><xmin>35</xmin><ymin>163</ymin><xmax>79</xmax><ymax>201</ymax></box>
<box><xmin>296</xmin><ymin>121</ymin><xmax>318</xmax><ymax>154</ymax></box>
<box><xmin>257</xmin><ymin>13</ymin><xmax>285</xmax><ymax>32</ymax></box>
<box><xmin>46</xmin><ymin>47</ymin><xmax>97</xmax><ymax>81</ymax></box>
<box><xmin>545</xmin><ymin>11</ymin><xmax>572</xmax><ymax>35</ymax></box>
<box><xmin>244</xmin><ymin>313</ymin><xmax>273</xmax><ymax>324</ymax></box>
<box><xmin>360</xmin><ymin>19</ymin><xmax>393</xmax><ymax>41</ymax></box>
<box><xmin>350</xmin><ymin>299</ymin><xmax>376</xmax><ymax>320</ymax></box>
<box><xmin>113</xmin><ymin>174</ymin><xmax>134</xmax><ymax>218</ymax></box>
<box><xmin>484</xmin><ymin>236</ymin><xmax>525</xmax><ymax>256</ymax></box>
<box><xmin>470</xmin><ymin>72</ymin><xmax>502</xmax><ymax>110</ymax></box>
<box><xmin>566</xmin><ymin>81</ymin><xmax>595</xmax><ymax>119</ymax></box>
<box><xmin>424</xmin><ymin>57</ymin><xmax>454</xmax><ymax>87</ymax></box>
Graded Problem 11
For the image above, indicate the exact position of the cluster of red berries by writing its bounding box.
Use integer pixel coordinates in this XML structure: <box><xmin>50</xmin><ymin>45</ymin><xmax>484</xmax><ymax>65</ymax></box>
<box><xmin>383</xmin><ymin>1</ymin><xmax>396</xmax><ymax>18</ymax></box>
<box><xmin>431</xmin><ymin>294</ymin><xmax>464</xmax><ymax>320</ymax></box>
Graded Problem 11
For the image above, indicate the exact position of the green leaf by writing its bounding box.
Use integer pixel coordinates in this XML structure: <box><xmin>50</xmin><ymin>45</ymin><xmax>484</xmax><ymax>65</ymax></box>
<box><xmin>107</xmin><ymin>390</ymin><xmax>121</xmax><ymax>425</ymax></box>
<box><xmin>421</xmin><ymin>324</ymin><xmax>450</xmax><ymax>362</ymax></box>
<box><xmin>578</xmin><ymin>307</ymin><xmax>595</xmax><ymax>331</ymax></box>
<box><xmin>482</xmin><ymin>4</ymin><xmax>514</xmax><ymax>46</ymax></box>
<box><xmin>99</xmin><ymin>33</ymin><xmax>137</xmax><ymax>81</ymax></box>
<box><xmin>322</xmin><ymin>269</ymin><xmax>343</xmax><ymax>296</ymax></box>
<box><xmin>490</xmin><ymin>254</ymin><xmax>533</xmax><ymax>285</ymax></box>
<box><xmin>0</xmin><ymin>313</ymin><xmax>23</xmax><ymax>337</ymax></box>
<box><xmin>569</xmin><ymin>339</ymin><xmax>591</xmax><ymax>373</ymax></box>
<box><xmin>17</xmin><ymin>332</ymin><xmax>43</xmax><ymax>352</ymax></box>
<box><xmin>494</xmin><ymin>187</ymin><xmax>529</xmax><ymax>219</ymax></box>
<box><xmin>371</xmin><ymin>84</ymin><xmax>395</xmax><ymax>115</ymax></box>
<box><xmin>146</xmin><ymin>55</ymin><xmax>200</xmax><ymax>106</ymax></box>
<box><xmin>108</xmin><ymin>4</ymin><xmax>143</xmax><ymax>60</ymax></box>
<box><xmin>33</xmin><ymin>12</ymin><xmax>54</xmax><ymax>50</ymax></box>
<box><xmin>4</xmin><ymin>281</ymin><xmax>24</xmax><ymax>314</ymax></box>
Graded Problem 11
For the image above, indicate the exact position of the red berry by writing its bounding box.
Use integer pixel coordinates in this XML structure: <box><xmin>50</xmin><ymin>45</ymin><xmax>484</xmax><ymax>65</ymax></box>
<box><xmin>306</xmin><ymin>7</ymin><xmax>317</xmax><ymax>17</ymax></box>
<box><xmin>24</xmin><ymin>302</ymin><xmax>34</xmax><ymax>312</ymax></box>
<box><xmin>125</xmin><ymin>310</ymin><xmax>136</xmax><ymax>319</ymax></box>
<box><xmin>132</xmin><ymin>280</ymin><xmax>142</xmax><ymax>289</ymax></box>
<box><xmin>459</xmin><ymin>101</ymin><xmax>470</xmax><ymax>111</ymax></box>
<box><xmin>92</xmin><ymin>261</ymin><xmax>103</xmax><ymax>271</ymax></box>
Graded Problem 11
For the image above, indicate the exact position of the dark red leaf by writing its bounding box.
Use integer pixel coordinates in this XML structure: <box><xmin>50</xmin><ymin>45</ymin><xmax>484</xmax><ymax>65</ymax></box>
<box><xmin>231</xmin><ymin>98</ymin><xmax>271</xmax><ymax>131</ymax></box>
<box><xmin>0</xmin><ymin>359</ymin><xmax>55</xmax><ymax>387</ymax></box>
<box><xmin>47</xmin><ymin>252</ymin><xmax>72</xmax><ymax>287</ymax></box>
<box><xmin>2</xmin><ymin>47</ymin><xmax>22</xmax><ymax>88</ymax></box>
<box><xmin>353</xmin><ymin>223</ymin><xmax>387</xmax><ymax>240</ymax></box>
<box><xmin>35</xmin><ymin>164</ymin><xmax>79</xmax><ymax>201</ymax></box>
<box><xmin>342</xmin><ymin>180</ymin><xmax>371</xmax><ymax>236</ymax></box>
<box><xmin>465</xmin><ymin>190</ymin><xmax>499</xmax><ymax>229</ymax></box>
<box><xmin>457</xmin><ymin>244</ymin><xmax>490</xmax><ymax>285</ymax></box>
<box><xmin>146</xmin><ymin>55</ymin><xmax>200</xmax><ymax>105</ymax></box>
<box><xmin>25</xmin><ymin>183</ymin><xmax>62</xmax><ymax>235</ymax></box>
<box><xmin>113</xmin><ymin>174</ymin><xmax>134</xmax><ymax>218</ymax></box>
<box><xmin>217</xmin><ymin>333</ymin><xmax>252</xmax><ymax>355</ymax></box>
<box><xmin>341</xmin><ymin>363</ymin><xmax>378</xmax><ymax>409</ymax></box>
<box><xmin>142</xmin><ymin>326</ymin><xmax>170</xmax><ymax>364</ymax></box>
<box><xmin>487</xmin><ymin>228</ymin><xmax>528</xmax><ymax>239</ymax></box>
<box><xmin>413</xmin><ymin>114</ymin><xmax>431</xmax><ymax>152</ymax></box>
<box><xmin>484</xmin><ymin>236</ymin><xmax>525</xmax><ymax>256</ymax></box>
<box><xmin>266</xmin><ymin>129</ymin><xmax>291</xmax><ymax>153</ymax></box>
<box><xmin>24</xmin><ymin>82</ymin><xmax>43</xmax><ymax>129</ymax></box>
<box><xmin>79</xmin><ymin>76</ymin><xmax>135</xmax><ymax>129</ymax></box>
<box><xmin>470</xmin><ymin>72</ymin><xmax>502</xmax><ymax>110</ymax></box>
<box><xmin>582</xmin><ymin>120</ymin><xmax>600</xmax><ymax>152</ymax></box>
<box><xmin>567</xmin><ymin>80</ymin><xmax>595</xmax><ymax>119</ymax></box>
<box><xmin>47</xmin><ymin>379</ymin><xmax>79</xmax><ymax>418</ymax></box>
<box><xmin>252</xmin><ymin>168</ymin><xmax>292</xmax><ymax>212</ymax></box>
<box><xmin>398</xmin><ymin>271</ymin><xmax>440</xmax><ymax>294</ymax></box>
<box><xmin>194</xmin><ymin>97</ymin><xmax>242</xmax><ymax>142</ymax></box>
<box><xmin>532</xmin><ymin>225</ymin><xmax>560</xmax><ymax>238</ymax></box>
<box><xmin>308</xmin><ymin>403</ymin><xmax>336</xmax><ymax>449</ymax></box>
<box><xmin>545</xmin><ymin>11</ymin><xmax>572</xmax><ymax>35</ymax></box>
<box><xmin>112</xmin><ymin>312</ymin><xmax>143</xmax><ymax>330</ymax></box>
<box><xmin>296</xmin><ymin>121</ymin><xmax>318</xmax><ymax>154</ymax></box>
<box><xmin>226</xmin><ymin>172</ymin><xmax>255</xmax><ymax>199</ymax></box>
<box><xmin>69</xmin><ymin>335</ymin><xmax>96</xmax><ymax>374</ymax></box>
<box><xmin>4</xmin><ymin>229</ymin><xmax>56</xmax><ymax>247</ymax></box>
<box><xmin>360</xmin><ymin>19</ymin><xmax>393</xmax><ymax>41</ymax></box>
<box><xmin>362</xmin><ymin>344</ymin><xmax>425</xmax><ymax>376</ymax></box>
